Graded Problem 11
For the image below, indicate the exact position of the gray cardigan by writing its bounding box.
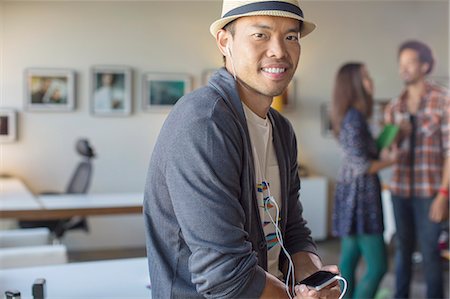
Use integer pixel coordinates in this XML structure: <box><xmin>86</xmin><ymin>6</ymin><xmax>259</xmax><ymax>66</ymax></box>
<box><xmin>143</xmin><ymin>68</ymin><xmax>317</xmax><ymax>298</ymax></box>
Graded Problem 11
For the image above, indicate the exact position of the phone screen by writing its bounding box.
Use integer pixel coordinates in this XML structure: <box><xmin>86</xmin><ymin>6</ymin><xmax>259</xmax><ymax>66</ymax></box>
<box><xmin>298</xmin><ymin>270</ymin><xmax>337</xmax><ymax>291</ymax></box>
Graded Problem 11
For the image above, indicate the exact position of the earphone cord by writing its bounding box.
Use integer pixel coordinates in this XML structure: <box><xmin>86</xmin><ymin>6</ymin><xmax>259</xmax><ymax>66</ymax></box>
<box><xmin>335</xmin><ymin>275</ymin><xmax>348</xmax><ymax>299</ymax></box>
<box><xmin>264</xmin><ymin>193</ymin><xmax>295</xmax><ymax>299</ymax></box>
<box><xmin>227</xmin><ymin>46</ymin><xmax>238</xmax><ymax>81</ymax></box>
<box><xmin>265</xmin><ymin>192</ymin><xmax>348</xmax><ymax>299</ymax></box>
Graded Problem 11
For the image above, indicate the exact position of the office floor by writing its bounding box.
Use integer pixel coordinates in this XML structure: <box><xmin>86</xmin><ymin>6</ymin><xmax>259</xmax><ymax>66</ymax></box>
<box><xmin>315</xmin><ymin>238</ymin><xmax>449</xmax><ymax>299</ymax></box>
<box><xmin>68</xmin><ymin>238</ymin><xmax>449</xmax><ymax>299</ymax></box>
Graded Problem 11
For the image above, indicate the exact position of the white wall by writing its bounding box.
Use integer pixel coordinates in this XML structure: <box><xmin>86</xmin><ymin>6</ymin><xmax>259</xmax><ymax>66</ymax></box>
<box><xmin>293</xmin><ymin>0</ymin><xmax>449</xmax><ymax>180</ymax></box>
<box><xmin>0</xmin><ymin>1</ymin><xmax>448</xmax><ymax>248</ymax></box>
<box><xmin>1</xmin><ymin>1</ymin><xmax>223</xmax><ymax>194</ymax></box>
<box><xmin>1</xmin><ymin>1</ymin><xmax>448</xmax><ymax>193</ymax></box>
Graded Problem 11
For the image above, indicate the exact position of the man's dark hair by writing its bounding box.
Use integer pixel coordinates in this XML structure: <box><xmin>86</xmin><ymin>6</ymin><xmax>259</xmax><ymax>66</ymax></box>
<box><xmin>222</xmin><ymin>21</ymin><xmax>236</xmax><ymax>65</ymax></box>
<box><xmin>223</xmin><ymin>20</ymin><xmax>236</xmax><ymax>36</ymax></box>
<box><xmin>398</xmin><ymin>40</ymin><xmax>434</xmax><ymax>74</ymax></box>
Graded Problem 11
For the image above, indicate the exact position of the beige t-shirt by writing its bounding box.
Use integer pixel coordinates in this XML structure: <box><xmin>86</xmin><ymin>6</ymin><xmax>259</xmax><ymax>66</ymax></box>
<box><xmin>242</xmin><ymin>103</ymin><xmax>282</xmax><ymax>278</ymax></box>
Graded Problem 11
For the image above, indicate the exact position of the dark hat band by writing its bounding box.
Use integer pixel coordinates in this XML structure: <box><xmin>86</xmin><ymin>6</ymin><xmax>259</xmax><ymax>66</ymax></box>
<box><xmin>223</xmin><ymin>1</ymin><xmax>304</xmax><ymax>19</ymax></box>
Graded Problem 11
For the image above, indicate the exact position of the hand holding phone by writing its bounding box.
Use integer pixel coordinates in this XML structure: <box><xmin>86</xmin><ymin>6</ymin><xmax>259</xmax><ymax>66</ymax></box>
<box><xmin>297</xmin><ymin>270</ymin><xmax>338</xmax><ymax>291</ymax></box>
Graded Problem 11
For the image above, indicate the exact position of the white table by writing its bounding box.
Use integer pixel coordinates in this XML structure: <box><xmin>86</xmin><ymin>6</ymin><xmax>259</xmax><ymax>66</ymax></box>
<box><xmin>0</xmin><ymin>257</ymin><xmax>152</xmax><ymax>299</ymax></box>
<box><xmin>300</xmin><ymin>177</ymin><xmax>328</xmax><ymax>240</ymax></box>
<box><xmin>0</xmin><ymin>178</ymin><xmax>34</xmax><ymax>199</ymax></box>
<box><xmin>0</xmin><ymin>178</ymin><xmax>42</xmax><ymax>211</ymax></box>
<box><xmin>38</xmin><ymin>193</ymin><xmax>143</xmax><ymax>209</ymax></box>
<box><xmin>1</xmin><ymin>190</ymin><xmax>143</xmax><ymax>220</ymax></box>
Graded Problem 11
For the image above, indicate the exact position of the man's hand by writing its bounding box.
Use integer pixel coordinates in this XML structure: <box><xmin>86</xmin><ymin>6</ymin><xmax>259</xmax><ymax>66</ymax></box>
<box><xmin>429</xmin><ymin>193</ymin><xmax>449</xmax><ymax>223</ymax></box>
<box><xmin>293</xmin><ymin>265</ymin><xmax>341</xmax><ymax>299</ymax></box>
<box><xmin>380</xmin><ymin>145</ymin><xmax>398</xmax><ymax>164</ymax></box>
<box><xmin>294</xmin><ymin>283</ymin><xmax>341</xmax><ymax>299</ymax></box>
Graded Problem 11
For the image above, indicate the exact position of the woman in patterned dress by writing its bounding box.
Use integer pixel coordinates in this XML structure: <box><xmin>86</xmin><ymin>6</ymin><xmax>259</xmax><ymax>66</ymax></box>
<box><xmin>331</xmin><ymin>63</ymin><xmax>397</xmax><ymax>299</ymax></box>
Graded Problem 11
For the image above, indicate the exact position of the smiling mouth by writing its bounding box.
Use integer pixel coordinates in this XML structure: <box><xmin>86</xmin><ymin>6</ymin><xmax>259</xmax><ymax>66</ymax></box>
<box><xmin>261</xmin><ymin>67</ymin><xmax>286</xmax><ymax>74</ymax></box>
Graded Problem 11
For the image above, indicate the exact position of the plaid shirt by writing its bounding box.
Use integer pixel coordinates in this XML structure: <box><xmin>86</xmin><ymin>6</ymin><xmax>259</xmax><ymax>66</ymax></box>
<box><xmin>384</xmin><ymin>82</ymin><xmax>450</xmax><ymax>198</ymax></box>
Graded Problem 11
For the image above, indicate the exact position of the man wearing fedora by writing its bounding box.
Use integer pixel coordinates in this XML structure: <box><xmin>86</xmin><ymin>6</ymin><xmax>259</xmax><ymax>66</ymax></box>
<box><xmin>144</xmin><ymin>0</ymin><xmax>341</xmax><ymax>298</ymax></box>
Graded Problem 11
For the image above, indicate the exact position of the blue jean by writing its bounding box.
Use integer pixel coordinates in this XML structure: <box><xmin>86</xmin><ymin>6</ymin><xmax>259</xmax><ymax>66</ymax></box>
<box><xmin>391</xmin><ymin>195</ymin><xmax>444</xmax><ymax>299</ymax></box>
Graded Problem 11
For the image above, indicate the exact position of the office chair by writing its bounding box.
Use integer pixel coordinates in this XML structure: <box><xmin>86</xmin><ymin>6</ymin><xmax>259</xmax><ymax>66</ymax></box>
<box><xmin>19</xmin><ymin>138</ymin><xmax>95</xmax><ymax>239</ymax></box>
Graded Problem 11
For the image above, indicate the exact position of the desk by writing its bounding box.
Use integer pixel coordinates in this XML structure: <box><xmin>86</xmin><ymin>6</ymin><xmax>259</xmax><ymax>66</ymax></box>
<box><xmin>1</xmin><ymin>178</ymin><xmax>145</xmax><ymax>249</ymax></box>
<box><xmin>0</xmin><ymin>178</ymin><xmax>42</xmax><ymax>211</ymax></box>
<box><xmin>37</xmin><ymin>193</ymin><xmax>143</xmax><ymax>220</ymax></box>
<box><xmin>1</xmin><ymin>192</ymin><xmax>143</xmax><ymax>220</ymax></box>
<box><xmin>300</xmin><ymin>177</ymin><xmax>328</xmax><ymax>240</ymax></box>
<box><xmin>0</xmin><ymin>178</ymin><xmax>34</xmax><ymax>199</ymax></box>
<box><xmin>0</xmin><ymin>257</ymin><xmax>151</xmax><ymax>299</ymax></box>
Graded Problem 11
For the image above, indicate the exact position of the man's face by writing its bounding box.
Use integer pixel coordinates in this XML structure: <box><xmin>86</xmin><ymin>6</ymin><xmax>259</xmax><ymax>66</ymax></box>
<box><xmin>398</xmin><ymin>48</ymin><xmax>427</xmax><ymax>85</ymax></box>
<box><xmin>226</xmin><ymin>16</ymin><xmax>301</xmax><ymax>100</ymax></box>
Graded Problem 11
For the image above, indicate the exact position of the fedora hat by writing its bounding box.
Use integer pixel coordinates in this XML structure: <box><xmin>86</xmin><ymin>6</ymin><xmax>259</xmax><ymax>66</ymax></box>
<box><xmin>210</xmin><ymin>0</ymin><xmax>316</xmax><ymax>38</ymax></box>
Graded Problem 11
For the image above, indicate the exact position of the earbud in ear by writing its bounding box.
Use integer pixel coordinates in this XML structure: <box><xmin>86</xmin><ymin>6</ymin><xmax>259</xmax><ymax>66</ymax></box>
<box><xmin>225</xmin><ymin>44</ymin><xmax>237</xmax><ymax>81</ymax></box>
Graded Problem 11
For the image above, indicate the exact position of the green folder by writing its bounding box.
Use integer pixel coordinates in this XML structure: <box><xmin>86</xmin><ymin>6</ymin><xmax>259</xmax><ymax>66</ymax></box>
<box><xmin>376</xmin><ymin>124</ymin><xmax>399</xmax><ymax>150</ymax></box>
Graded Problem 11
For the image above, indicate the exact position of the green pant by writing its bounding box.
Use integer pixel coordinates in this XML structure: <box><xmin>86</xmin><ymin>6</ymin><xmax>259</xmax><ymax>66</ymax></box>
<box><xmin>340</xmin><ymin>234</ymin><xmax>387</xmax><ymax>299</ymax></box>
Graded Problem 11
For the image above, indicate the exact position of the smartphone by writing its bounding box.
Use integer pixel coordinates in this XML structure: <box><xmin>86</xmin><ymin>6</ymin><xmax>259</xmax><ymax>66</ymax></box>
<box><xmin>297</xmin><ymin>270</ymin><xmax>338</xmax><ymax>291</ymax></box>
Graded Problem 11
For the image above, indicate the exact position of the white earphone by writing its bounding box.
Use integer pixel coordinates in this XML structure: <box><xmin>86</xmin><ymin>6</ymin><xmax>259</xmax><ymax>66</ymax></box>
<box><xmin>226</xmin><ymin>44</ymin><xmax>237</xmax><ymax>80</ymax></box>
<box><xmin>226</xmin><ymin>44</ymin><xmax>232</xmax><ymax>57</ymax></box>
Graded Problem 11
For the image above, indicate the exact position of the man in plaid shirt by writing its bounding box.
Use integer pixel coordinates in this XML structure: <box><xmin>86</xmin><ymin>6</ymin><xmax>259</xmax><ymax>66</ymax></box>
<box><xmin>384</xmin><ymin>40</ymin><xmax>449</xmax><ymax>299</ymax></box>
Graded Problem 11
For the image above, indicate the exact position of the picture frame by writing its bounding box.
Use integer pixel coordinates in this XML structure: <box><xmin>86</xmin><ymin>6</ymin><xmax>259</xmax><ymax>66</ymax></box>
<box><xmin>429</xmin><ymin>76</ymin><xmax>449</xmax><ymax>88</ymax></box>
<box><xmin>320</xmin><ymin>103</ymin><xmax>333</xmax><ymax>137</ymax></box>
<box><xmin>370</xmin><ymin>99</ymin><xmax>390</xmax><ymax>136</ymax></box>
<box><xmin>271</xmin><ymin>79</ymin><xmax>296</xmax><ymax>112</ymax></box>
<box><xmin>202</xmin><ymin>68</ymin><xmax>218</xmax><ymax>86</ymax></box>
<box><xmin>142</xmin><ymin>73</ymin><xmax>192</xmax><ymax>111</ymax></box>
<box><xmin>91</xmin><ymin>66</ymin><xmax>132</xmax><ymax>116</ymax></box>
<box><xmin>0</xmin><ymin>109</ymin><xmax>17</xmax><ymax>143</ymax></box>
<box><xmin>24</xmin><ymin>68</ymin><xmax>75</xmax><ymax>111</ymax></box>
<box><xmin>282</xmin><ymin>79</ymin><xmax>296</xmax><ymax>110</ymax></box>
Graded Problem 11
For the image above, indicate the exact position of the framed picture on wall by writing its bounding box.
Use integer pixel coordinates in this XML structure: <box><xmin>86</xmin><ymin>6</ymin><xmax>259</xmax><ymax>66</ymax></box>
<box><xmin>91</xmin><ymin>66</ymin><xmax>132</xmax><ymax>116</ymax></box>
<box><xmin>320</xmin><ymin>103</ymin><xmax>333</xmax><ymax>137</ymax></box>
<box><xmin>284</xmin><ymin>79</ymin><xmax>296</xmax><ymax>110</ymax></box>
<box><xmin>429</xmin><ymin>76</ymin><xmax>449</xmax><ymax>88</ymax></box>
<box><xmin>142</xmin><ymin>73</ymin><xmax>192</xmax><ymax>111</ymax></box>
<box><xmin>24</xmin><ymin>68</ymin><xmax>75</xmax><ymax>111</ymax></box>
<box><xmin>271</xmin><ymin>79</ymin><xmax>296</xmax><ymax>112</ymax></box>
<box><xmin>202</xmin><ymin>68</ymin><xmax>218</xmax><ymax>86</ymax></box>
<box><xmin>0</xmin><ymin>109</ymin><xmax>17</xmax><ymax>143</ymax></box>
<box><xmin>371</xmin><ymin>99</ymin><xmax>390</xmax><ymax>136</ymax></box>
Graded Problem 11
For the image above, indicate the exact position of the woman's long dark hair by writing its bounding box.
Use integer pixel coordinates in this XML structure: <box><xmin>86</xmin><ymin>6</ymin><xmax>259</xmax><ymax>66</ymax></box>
<box><xmin>331</xmin><ymin>62</ymin><xmax>373</xmax><ymax>137</ymax></box>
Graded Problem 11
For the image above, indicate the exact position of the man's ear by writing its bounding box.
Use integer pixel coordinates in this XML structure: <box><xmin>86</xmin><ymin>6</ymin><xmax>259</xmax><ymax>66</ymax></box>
<box><xmin>421</xmin><ymin>62</ymin><xmax>430</xmax><ymax>74</ymax></box>
<box><xmin>216</xmin><ymin>29</ymin><xmax>230</xmax><ymax>57</ymax></box>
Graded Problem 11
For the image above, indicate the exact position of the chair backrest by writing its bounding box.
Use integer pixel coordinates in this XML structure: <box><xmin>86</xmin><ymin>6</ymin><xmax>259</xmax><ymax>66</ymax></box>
<box><xmin>66</xmin><ymin>162</ymin><xmax>92</xmax><ymax>194</ymax></box>
<box><xmin>65</xmin><ymin>139</ymin><xmax>95</xmax><ymax>194</ymax></box>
